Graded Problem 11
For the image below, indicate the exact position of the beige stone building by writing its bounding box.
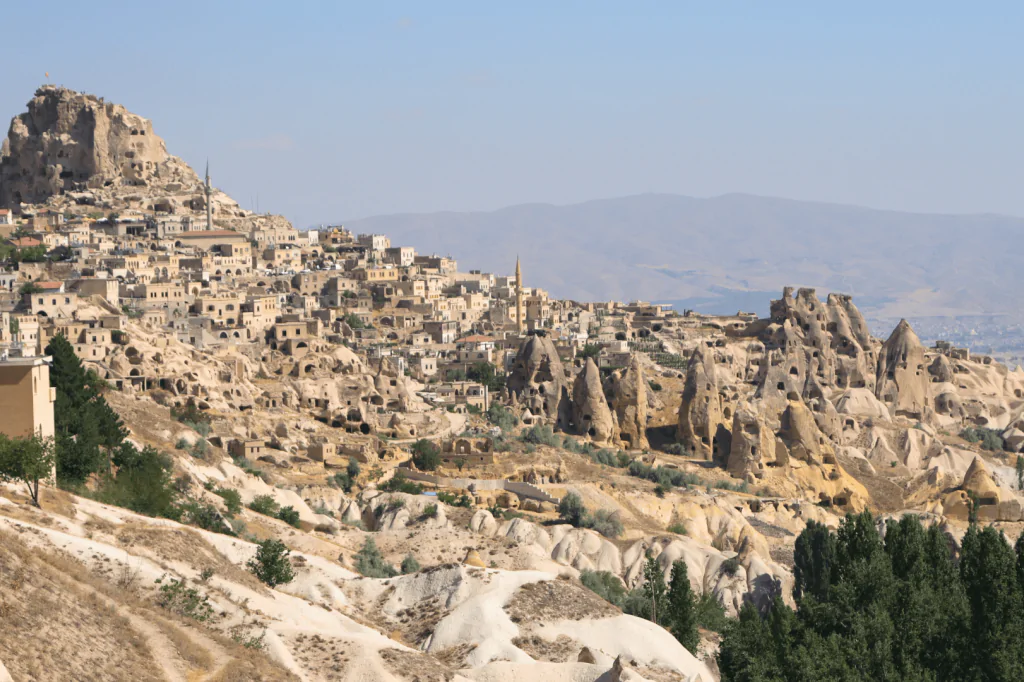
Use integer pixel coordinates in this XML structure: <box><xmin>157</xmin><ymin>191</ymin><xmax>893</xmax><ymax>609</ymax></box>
<box><xmin>0</xmin><ymin>357</ymin><xmax>56</xmax><ymax>440</ymax></box>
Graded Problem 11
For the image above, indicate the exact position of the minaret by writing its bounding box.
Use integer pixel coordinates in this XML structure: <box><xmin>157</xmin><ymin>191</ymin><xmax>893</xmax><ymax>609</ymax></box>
<box><xmin>204</xmin><ymin>161</ymin><xmax>213</xmax><ymax>231</ymax></box>
<box><xmin>515</xmin><ymin>256</ymin><xmax>524</xmax><ymax>334</ymax></box>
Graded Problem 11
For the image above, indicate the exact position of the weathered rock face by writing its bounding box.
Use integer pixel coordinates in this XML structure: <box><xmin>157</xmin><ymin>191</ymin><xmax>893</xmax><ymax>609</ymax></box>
<box><xmin>753</xmin><ymin>288</ymin><xmax>879</xmax><ymax>404</ymax></box>
<box><xmin>677</xmin><ymin>349</ymin><xmax>722</xmax><ymax>459</ymax></box>
<box><xmin>727</xmin><ymin>404</ymin><xmax>777</xmax><ymax>480</ymax></box>
<box><xmin>572</xmin><ymin>357</ymin><xmax>616</xmax><ymax>443</ymax></box>
<box><xmin>876</xmin><ymin>319</ymin><xmax>929</xmax><ymax>419</ymax></box>
<box><xmin>507</xmin><ymin>334</ymin><xmax>572</xmax><ymax>429</ymax></box>
<box><xmin>777</xmin><ymin>400</ymin><xmax>833</xmax><ymax>466</ymax></box>
<box><xmin>605</xmin><ymin>355</ymin><xmax>649</xmax><ymax>450</ymax></box>
<box><xmin>0</xmin><ymin>86</ymin><xmax>199</xmax><ymax>206</ymax></box>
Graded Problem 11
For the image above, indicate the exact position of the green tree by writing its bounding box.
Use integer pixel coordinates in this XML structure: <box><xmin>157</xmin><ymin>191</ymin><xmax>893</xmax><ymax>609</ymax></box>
<box><xmin>793</xmin><ymin>520</ymin><xmax>835</xmax><ymax>602</ymax></box>
<box><xmin>959</xmin><ymin>525</ymin><xmax>1024</xmax><ymax>679</ymax></box>
<box><xmin>410</xmin><ymin>439</ymin><xmax>441</xmax><ymax>471</ymax></box>
<box><xmin>466</xmin><ymin>361</ymin><xmax>505</xmax><ymax>392</ymax></box>
<box><xmin>0</xmin><ymin>433</ymin><xmax>55</xmax><ymax>507</ymax></box>
<box><xmin>642</xmin><ymin>553</ymin><xmax>667</xmax><ymax>626</ymax></box>
<box><xmin>667</xmin><ymin>560</ymin><xmax>699</xmax><ymax>653</ymax></box>
<box><xmin>247</xmin><ymin>538</ymin><xmax>295</xmax><ymax>587</ymax></box>
<box><xmin>100</xmin><ymin>442</ymin><xmax>179</xmax><ymax>519</ymax></box>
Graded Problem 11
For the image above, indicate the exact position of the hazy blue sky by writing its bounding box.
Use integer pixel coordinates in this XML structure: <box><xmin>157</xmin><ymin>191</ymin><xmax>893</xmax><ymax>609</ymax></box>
<box><xmin>2</xmin><ymin>2</ymin><xmax>1022</xmax><ymax>227</ymax></box>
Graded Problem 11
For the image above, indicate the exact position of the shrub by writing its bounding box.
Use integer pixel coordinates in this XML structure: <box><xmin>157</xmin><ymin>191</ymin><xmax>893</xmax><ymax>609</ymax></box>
<box><xmin>156</xmin><ymin>576</ymin><xmax>213</xmax><ymax>622</ymax></box>
<box><xmin>354</xmin><ymin>537</ymin><xmax>397</xmax><ymax>578</ymax></box>
<box><xmin>276</xmin><ymin>505</ymin><xmax>301</xmax><ymax>528</ymax></box>
<box><xmin>190</xmin><ymin>439</ymin><xmax>209</xmax><ymax>459</ymax></box>
<box><xmin>960</xmin><ymin>426</ymin><xmax>1005</xmax><ymax>451</ymax></box>
<box><xmin>179</xmin><ymin>501</ymin><xmax>233</xmax><ymax>535</ymax></box>
<box><xmin>628</xmin><ymin>460</ymin><xmax>702</xmax><ymax>489</ymax></box>
<box><xmin>486</xmin><ymin>403</ymin><xmax>518</xmax><ymax>431</ymax></box>
<box><xmin>175</xmin><ymin>438</ymin><xmax>190</xmax><ymax>450</ymax></box>
<box><xmin>410</xmin><ymin>439</ymin><xmax>441</xmax><ymax>471</ymax></box>
<box><xmin>589</xmin><ymin>508</ymin><xmax>624</xmax><ymax>538</ymax></box>
<box><xmin>648</xmin><ymin>381</ymin><xmax>663</xmax><ymax>392</ymax></box>
<box><xmin>521</xmin><ymin>425</ymin><xmax>561</xmax><ymax>447</ymax></box>
<box><xmin>713</xmin><ymin>480</ymin><xmax>750</xmax><ymax>494</ymax></box>
<box><xmin>247</xmin><ymin>538</ymin><xmax>295</xmax><ymax>587</ymax></box>
<box><xmin>400</xmin><ymin>554</ymin><xmax>421</xmax><ymax>574</ymax></box>
<box><xmin>558</xmin><ymin>492</ymin><xmax>588</xmax><ymax>527</ymax></box>
<box><xmin>422</xmin><ymin>504</ymin><xmax>438</xmax><ymax>519</ymax></box>
<box><xmin>214</xmin><ymin>487</ymin><xmax>243</xmax><ymax>516</ymax></box>
<box><xmin>171</xmin><ymin>398</ymin><xmax>210</xmax><ymax>426</ymax></box>
<box><xmin>380</xmin><ymin>474</ymin><xmax>423</xmax><ymax>495</ymax></box>
<box><xmin>438</xmin><ymin>491</ymin><xmax>472</xmax><ymax>507</ymax></box>
<box><xmin>667</xmin><ymin>522</ymin><xmax>687</xmax><ymax>535</ymax></box>
<box><xmin>248</xmin><ymin>494</ymin><xmax>280</xmax><ymax>516</ymax></box>
<box><xmin>720</xmin><ymin>557</ymin><xmax>741</xmax><ymax>577</ymax></box>
<box><xmin>580</xmin><ymin>569</ymin><xmax>627</xmax><ymax>607</ymax></box>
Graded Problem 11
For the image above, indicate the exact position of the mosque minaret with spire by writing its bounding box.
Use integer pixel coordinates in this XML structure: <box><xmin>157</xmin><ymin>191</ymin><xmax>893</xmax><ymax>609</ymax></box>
<box><xmin>204</xmin><ymin>161</ymin><xmax>213</xmax><ymax>231</ymax></box>
<box><xmin>515</xmin><ymin>256</ymin><xmax>524</xmax><ymax>334</ymax></box>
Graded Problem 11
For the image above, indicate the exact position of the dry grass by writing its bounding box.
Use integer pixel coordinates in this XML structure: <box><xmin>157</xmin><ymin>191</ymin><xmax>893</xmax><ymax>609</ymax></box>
<box><xmin>205</xmin><ymin>655</ymin><xmax>300</xmax><ymax>682</ymax></box>
<box><xmin>0</xmin><ymin>529</ymin><xmax>163</xmax><ymax>682</ymax></box>
<box><xmin>379</xmin><ymin>647</ymin><xmax>452</xmax><ymax>681</ymax></box>
<box><xmin>149</xmin><ymin>612</ymin><xmax>216</xmax><ymax>671</ymax></box>
<box><xmin>115</xmin><ymin>523</ymin><xmax>269</xmax><ymax>594</ymax></box>
<box><xmin>511</xmin><ymin>634</ymin><xmax>578</xmax><ymax>662</ymax></box>
<box><xmin>40</xmin><ymin>487</ymin><xmax>78</xmax><ymax>518</ymax></box>
<box><xmin>505</xmin><ymin>577</ymin><xmax>620</xmax><ymax>624</ymax></box>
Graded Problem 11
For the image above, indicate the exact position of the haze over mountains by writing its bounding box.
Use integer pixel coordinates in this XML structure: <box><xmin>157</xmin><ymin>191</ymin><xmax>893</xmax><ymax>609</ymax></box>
<box><xmin>345</xmin><ymin>193</ymin><xmax>1024</xmax><ymax>321</ymax></box>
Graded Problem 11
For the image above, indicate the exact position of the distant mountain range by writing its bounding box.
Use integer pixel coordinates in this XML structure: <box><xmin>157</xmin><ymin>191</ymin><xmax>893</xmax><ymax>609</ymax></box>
<box><xmin>343</xmin><ymin>193</ymin><xmax>1024</xmax><ymax>320</ymax></box>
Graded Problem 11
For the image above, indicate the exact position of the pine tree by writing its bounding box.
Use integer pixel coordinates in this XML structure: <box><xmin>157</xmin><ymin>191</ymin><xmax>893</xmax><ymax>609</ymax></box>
<box><xmin>666</xmin><ymin>559</ymin><xmax>699</xmax><ymax>653</ymax></box>
<box><xmin>46</xmin><ymin>333</ymin><xmax>126</xmax><ymax>483</ymax></box>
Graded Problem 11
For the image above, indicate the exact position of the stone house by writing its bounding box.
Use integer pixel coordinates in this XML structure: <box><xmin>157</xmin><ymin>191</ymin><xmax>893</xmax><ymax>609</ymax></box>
<box><xmin>423</xmin><ymin>320</ymin><xmax>457</xmax><ymax>345</ymax></box>
<box><xmin>0</xmin><ymin>356</ymin><xmax>56</xmax><ymax>441</ymax></box>
<box><xmin>357</xmin><ymin>233</ymin><xmax>390</xmax><ymax>251</ymax></box>
<box><xmin>436</xmin><ymin>381</ymin><xmax>489</xmax><ymax>411</ymax></box>
<box><xmin>383</xmin><ymin>246</ymin><xmax>415</xmax><ymax>266</ymax></box>
<box><xmin>228</xmin><ymin>439</ymin><xmax>266</xmax><ymax>460</ymax></box>
<box><xmin>30</xmin><ymin>288</ymin><xmax>78</xmax><ymax>320</ymax></box>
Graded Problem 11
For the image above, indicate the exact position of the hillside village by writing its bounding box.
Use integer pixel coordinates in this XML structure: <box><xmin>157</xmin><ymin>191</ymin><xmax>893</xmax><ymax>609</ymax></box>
<box><xmin>2</xmin><ymin>86</ymin><xmax>1024</xmax><ymax>682</ymax></box>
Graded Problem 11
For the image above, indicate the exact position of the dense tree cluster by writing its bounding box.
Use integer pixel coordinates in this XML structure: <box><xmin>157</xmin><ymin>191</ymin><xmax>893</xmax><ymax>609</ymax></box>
<box><xmin>47</xmin><ymin>333</ymin><xmax>127</xmax><ymax>483</ymax></box>
<box><xmin>718</xmin><ymin>511</ymin><xmax>1024</xmax><ymax>681</ymax></box>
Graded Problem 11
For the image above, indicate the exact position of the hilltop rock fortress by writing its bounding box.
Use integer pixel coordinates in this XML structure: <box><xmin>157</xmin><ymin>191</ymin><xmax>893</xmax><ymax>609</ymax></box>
<box><xmin>1</xmin><ymin>86</ymin><xmax>1024</xmax><ymax>681</ymax></box>
<box><xmin>0</xmin><ymin>85</ymin><xmax>290</xmax><ymax>232</ymax></box>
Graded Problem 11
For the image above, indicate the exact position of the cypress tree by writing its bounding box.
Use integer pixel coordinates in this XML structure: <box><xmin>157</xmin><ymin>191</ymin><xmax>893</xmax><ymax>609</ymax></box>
<box><xmin>666</xmin><ymin>559</ymin><xmax>699</xmax><ymax>653</ymax></box>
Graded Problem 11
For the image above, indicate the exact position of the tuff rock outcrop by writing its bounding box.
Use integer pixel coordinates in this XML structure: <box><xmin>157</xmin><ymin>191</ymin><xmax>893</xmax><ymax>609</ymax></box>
<box><xmin>876</xmin><ymin>319</ymin><xmax>929</xmax><ymax>419</ymax></box>
<box><xmin>572</xmin><ymin>357</ymin><xmax>616</xmax><ymax>443</ymax></box>
<box><xmin>605</xmin><ymin>355</ymin><xmax>650</xmax><ymax>449</ymax></box>
<box><xmin>507</xmin><ymin>334</ymin><xmax>572</xmax><ymax>429</ymax></box>
<box><xmin>678</xmin><ymin>348</ymin><xmax>722</xmax><ymax>459</ymax></box>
